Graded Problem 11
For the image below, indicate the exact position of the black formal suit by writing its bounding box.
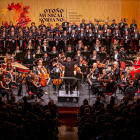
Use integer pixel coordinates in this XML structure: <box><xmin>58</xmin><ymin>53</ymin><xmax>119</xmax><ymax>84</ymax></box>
<box><xmin>113</xmin><ymin>31</ymin><xmax>121</xmax><ymax>39</ymax></box>
<box><xmin>80</xmin><ymin>23</ymin><xmax>86</xmax><ymax>29</ymax></box>
<box><xmin>90</xmin><ymin>54</ymin><xmax>100</xmax><ymax>60</ymax></box>
<box><xmin>112</xmin><ymin>67</ymin><xmax>120</xmax><ymax>80</ymax></box>
<box><xmin>62</xmin><ymin>22</ymin><xmax>69</xmax><ymax>30</ymax></box>
<box><xmin>132</xmin><ymin>33</ymin><xmax>139</xmax><ymax>52</ymax></box>
<box><xmin>26</xmin><ymin>44</ymin><xmax>34</xmax><ymax>49</ymax></box>
<box><xmin>131</xmin><ymin>28</ymin><xmax>138</xmax><ymax>35</ymax></box>
<box><xmin>102</xmin><ymin>24</ymin><xmax>110</xmax><ymax>30</ymax></box>
<box><xmin>43</xmin><ymin>56</ymin><xmax>50</xmax><ymax>61</ymax></box>
<box><xmin>70</xmin><ymin>34</ymin><xmax>77</xmax><ymax>46</ymax></box>
<box><xmin>18</xmin><ymin>35</ymin><xmax>25</xmax><ymax>50</ymax></box>
<box><xmin>61</xmin><ymin>34</ymin><xmax>69</xmax><ymax>51</ymax></box>
<box><xmin>123</xmin><ymin>34</ymin><xmax>131</xmax><ymax>52</ymax></box>
<box><xmin>103</xmin><ymin>33</ymin><xmax>112</xmax><ymax>45</ymax></box>
<box><xmin>130</xmin><ymin>23</ymin><xmax>137</xmax><ymax>29</ymax></box>
<box><xmin>120</xmin><ymin>50</ymin><xmax>127</xmax><ymax>60</ymax></box>
<box><xmin>71</xmin><ymin>24</ymin><xmax>77</xmax><ymax>30</ymax></box>
<box><xmin>86</xmin><ymin>33</ymin><xmax>95</xmax><ymax>47</ymax></box>
<box><xmin>118</xmin><ymin>22</ymin><xmax>125</xmax><ymax>32</ymax></box>
<box><xmin>87</xmin><ymin>23</ymin><xmax>94</xmax><ymax>30</ymax></box>
<box><xmin>110</xmin><ymin>23</ymin><xmax>117</xmax><ymax>32</ymax></box>
<box><xmin>66</xmin><ymin>27</ymin><xmax>74</xmax><ymax>34</ymax></box>
<box><xmin>93</xmin><ymin>28</ymin><xmax>99</xmax><ymax>35</ymax></box>
<box><xmin>0</xmin><ymin>35</ymin><xmax>7</xmax><ymax>54</ymax></box>
<box><xmin>93</xmin><ymin>44</ymin><xmax>101</xmax><ymax>52</ymax></box>
<box><xmin>96</xmin><ymin>34</ymin><xmax>103</xmax><ymax>41</ymax></box>
<box><xmin>41</xmin><ymin>45</ymin><xmax>50</xmax><ymax>52</ymax></box>
<box><xmin>75</xmin><ymin>27</ymin><xmax>81</xmax><ymax>33</ymax></box>
<box><xmin>113</xmin><ymin>53</ymin><xmax>121</xmax><ymax>62</ymax></box>
<box><xmin>54</xmin><ymin>35</ymin><xmax>61</xmax><ymax>51</ymax></box>
<box><xmin>58</xmin><ymin>56</ymin><xmax>80</xmax><ymax>94</ymax></box>
<box><xmin>78</xmin><ymin>32</ymin><xmax>86</xmax><ymax>44</ymax></box>
<box><xmin>26</xmin><ymin>75</ymin><xmax>32</xmax><ymax>91</ymax></box>
<box><xmin>24</xmin><ymin>54</ymin><xmax>33</xmax><ymax>70</ymax></box>
<box><xmin>76</xmin><ymin>44</ymin><xmax>84</xmax><ymax>51</ymax></box>
<box><xmin>95</xmin><ymin>24</ymin><xmax>101</xmax><ymax>30</ymax></box>
<box><xmin>8</xmin><ymin>35</ymin><xmax>17</xmax><ymax>54</ymax></box>
<box><xmin>122</xmin><ymin>27</ymin><xmax>130</xmax><ymax>34</ymax></box>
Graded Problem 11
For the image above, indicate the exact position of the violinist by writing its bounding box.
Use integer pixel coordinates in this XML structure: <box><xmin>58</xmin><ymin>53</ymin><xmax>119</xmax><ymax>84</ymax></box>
<box><xmin>0</xmin><ymin>74</ymin><xmax>10</xmax><ymax>100</ymax></box>
<box><xmin>97</xmin><ymin>59</ymin><xmax>105</xmax><ymax>74</ymax></box>
<box><xmin>124</xmin><ymin>73</ymin><xmax>139</xmax><ymax>100</ymax></box>
<box><xmin>130</xmin><ymin>57</ymin><xmax>140</xmax><ymax>79</ymax></box>
<box><xmin>42</xmin><ymin>52</ymin><xmax>50</xmax><ymax>62</ymax></box>
<box><xmin>90</xmin><ymin>50</ymin><xmax>100</xmax><ymax>60</ymax></box>
<box><xmin>111</xmin><ymin>61</ymin><xmax>120</xmax><ymax>81</ymax></box>
<box><xmin>118</xmin><ymin>69</ymin><xmax>132</xmax><ymax>94</ymax></box>
<box><xmin>78</xmin><ymin>56</ymin><xmax>88</xmax><ymax>67</ymax></box>
<box><xmin>4</xmin><ymin>62</ymin><xmax>13</xmax><ymax>72</ymax></box>
<box><xmin>30</xmin><ymin>75</ymin><xmax>44</xmax><ymax>102</ymax></box>
<box><xmin>4</xmin><ymin>53</ymin><xmax>14</xmax><ymax>63</ymax></box>
<box><xmin>87</xmin><ymin>63</ymin><xmax>99</xmax><ymax>86</ymax></box>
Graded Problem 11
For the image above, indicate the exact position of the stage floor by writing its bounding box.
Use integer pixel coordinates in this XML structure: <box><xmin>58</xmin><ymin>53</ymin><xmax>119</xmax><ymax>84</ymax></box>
<box><xmin>13</xmin><ymin>82</ymin><xmax>125</xmax><ymax>107</ymax></box>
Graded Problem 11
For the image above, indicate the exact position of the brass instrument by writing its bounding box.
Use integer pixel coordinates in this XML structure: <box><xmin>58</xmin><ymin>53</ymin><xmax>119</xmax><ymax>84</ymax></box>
<box><xmin>27</xmin><ymin>45</ymin><xmax>32</xmax><ymax>49</ymax></box>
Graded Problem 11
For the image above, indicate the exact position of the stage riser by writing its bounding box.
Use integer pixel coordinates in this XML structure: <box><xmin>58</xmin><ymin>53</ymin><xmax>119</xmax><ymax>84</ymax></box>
<box><xmin>58</xmin><ymin>97</ymin><xmax>79</xmax><ymax>102</ymax></box>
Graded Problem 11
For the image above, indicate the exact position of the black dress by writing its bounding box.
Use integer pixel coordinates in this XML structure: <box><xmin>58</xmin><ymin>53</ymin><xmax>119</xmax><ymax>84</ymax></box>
<box><xmin>31</xmin><ymin>82</ymin><xmax>43</xmax><ymax>98</ymax></box>
<box><xmin>0</xmin><ymin>81</ymin><xmax>9</xmax><ymax>100</ymax></box>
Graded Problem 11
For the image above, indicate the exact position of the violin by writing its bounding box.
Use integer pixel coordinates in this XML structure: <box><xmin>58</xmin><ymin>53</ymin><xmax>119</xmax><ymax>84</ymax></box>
<box><xmin>81</xmin><ymin>60</ymin><xmax>88</xmax><ymax>66</ymax></box>
<box><xmin>98</xmin><ymin>63</ymin><xmax>106</xmax><ymax>68</ymax></box>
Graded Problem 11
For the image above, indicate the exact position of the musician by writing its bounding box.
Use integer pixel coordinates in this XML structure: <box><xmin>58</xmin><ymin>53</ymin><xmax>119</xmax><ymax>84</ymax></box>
<box><xmin>50</xmin><ymin>46</ymin><xmax>58</xmax><ymax>54</ymax></box>
<box><xmin>132</xmin><ymin>29</ymin><xmax>139</xmax><ymax>54</ymax></box>
<box><xmin>42</xmin><ymin>40</ymin><xmax>50</xmax><ymax>52</ymax></box>
<box><xmin>86</xmin><ymin>29</ymin><xmax>95</xmax><ymax>47</ymax></box>
<box><xmin>8</xmin><ymin>31</ymin><xmax>17</xmax><ymax>54</ymax></box>
<box><xmin>62</xmin><ymin>18</ymin><xmax>69</xmax><ymax>30</ymax></box>
<box><xmin>85</xmin><ymin>25</ymin><xmax>90</xmax><ymax>35</ymax></box>
<box><xmin>58</xmin><ymin>54</ymin><xmax>80</xmax><ymax>94</ymax></box>
<box><xmin>131</xmin><ymin>24</ymin><xmax>138</xmax><ymax>35</ymax></box>
<box><xmin>26</xmin><ymin>70</ymin><xmax>33</xmax><ymax>92</ymax></box>
<box><xmin>18</xmin><ymin>31</ymin><xmax>25</xmax><ymax>50</ymax></box>
<box><xmin>44</xmin><ymin>31</ymin><xmax>53</xmax><ymax>49</ymax></box>
<box><xmin>13</xmin><ymin>46</ymin><xmax>22</xmax><ymax>61</ymax></box>
<box><xmin>4</xmin><ymin>62</ymin><xmax>13</xmax><ymax>72</ymax></box>
<box><xmin>111</xmin><ymin>61</ymin><xmax>120</xmax><ymax>80</ymax></box>
<box><xmin>96</xmin><ymin>59</ymin><xmax>105</xmax><ymax>74</ymax></box>
<box><xmin>95</xmin><ymin>20</ymin><xmax>101</xmax><ymax>30</ymax></box>
<box><xmin>71</xmin><ymin>21</ymin><xmax>77</xmax><ymax>30</ymax></box>
<box><xmin>32</xmin><ymin>27</ymin><xmax>38</xmax><ymax>37</ymax></box>
<box><xmin>70</xmin><ymin>30</ymin><xmax>77</xmax><ymax>46</ymax></box>
<box><xmin>122</xmin><ymin>23</ymin><xmax>130</xmax><ymax>35</ymax></box>
<box><xmin>24</xmin><ymin>26</ymin><xmax>29</xmax><ymax>37</ymax></box>
<box><xmin>102</xmin><ymin>25</ymin><xmax>108</xmax><ymax>35</ymax></box>
<box><xmin>110</xmin><ymin>20</ymin><xmax>117</xmax><ymax>33</ymax></box>
<box><xmin>113</xmin><ymin>28</ymin><xmax>121</xmax><ymax>41</ymax></box>
<box><xmin>54</xmin><ymin>31</ymin><xmax>61</xmax><ymax>51</ymax></box>
<box><xmin>78</xmin><ymin>56</ymin><xmax>88</xmax><ymax>67</ymax></box>
<box><xmin>43</xmin><ymin>52</ymin><xmax>50</xmax><ymax>62</ymax></box>
<box><xmin>34</xmin><ymin>46</ymin><xmax>43</xmax><ymax>55</ymax></box>
<box><xmin>35</xmin><ymin>65</ymin><xmax>42</xmax><ymax>75</ymax></box>
<box><xmin>110</xmin><ymin>39</ymin><xmax>120</xmax><ymax>55</ymax></box>
<box><xmin>96</xmin><ymin>30</ymin><xmax>103</xmax><ymax>42</ymax></box>
<box><xmin>124</xmin><ymin>73</ymin><xmax>139</xmax><ymax>100</ymax></box>
<box><xmin>75</xmin><ymin>23</ymin><xmax>81</xmax><ymax>33</ymax></box>
<box><xmin>26</xmin><ymin>40</ymin><xmax>34</xmax><ymax>49</ymax></box>
<box><xmin>30</xmin><ymin>75</ymin><xmax>44</xmax><ymax>102</ymax></box>
<box><xmin>120</xmin><ymin>47</ymin><xmax>127</xmax><ymax>60</ymax></box>
<box><xmin>61</xmin><ymin>30</ymin><xmax>69</xmax><ymax>51</ymax></box>
<box><xmin>65</xmin><ymin>46</ymin><xmax>73</xmax><ymax>54</ymax></box>
<box><xmin>78</xmin><ymin>28</ymin><xmax>86</xmax><ymax>44</ymax></box>
<box><xmin>118</xmin><ymin>69</ymin><xmax>132</xmax><ymax>94</ymax></box>
<box><xmin>24</xmin><ymin>50</ymin><xmax>33</xmax><ymax>70</ymax></box>
<box><xmin>66</xmin><ymin>23</ymin><xmax>73</xmax><ymax>34</ymax></box>
<box><xmin>103</xmin><ymin>29</ymin><xmax>111</xmax><ymax>45</ymax></box>
<box><xmin>94</xmin><ymin>39</ymin><xmax>101</xmax><ymax>53</ymax></box>
<box><xmin>96</xmin><ymin>75</ymin><xmax>116</xmax><ymax>99</ymax></box>
<box><xmin>0</xmin><ymin>74</ymin><xmax>10</xmax><ymax>101</ymax></box>
<box><xmin>76</xmin><ymin>40</ymin><xmax>84</xmax><ymax>51</ymax></box>
<box><xmin>90</xmin><ymin>50</ymin><xmax>100</xmax><ymax>60</ymax></box>
<box><xmin>0</xmin><ymin>31</ymin><xmax>7</xmax><ymax>54</ymax></box>
<box><xmin>119</xmin><ymin>18</ymin><xmax>125</xmax><ymax>35</ymax></box>
<box><xmin>36</xmin><ymin>30</ymin><xmax>43</xmax><ymax>47</ymax></box>
<box><xmin>80</xmin><ymin>19</ymin><xmax>86</xmax><ymax>29</ymax></box>
<box><xmin>30</xmin><ymin>22</ymin><xmax>37</xmax><ymax>31</ymax></box>
<box><xmin>38</xmin><ymin>20</ymin><xmax>46</xmax><ymax>30</ymax></box>
<box><xmin>130</xmin><ymin>19</ymin><xmax>137</xmax><ymax>29</ymax></box>
<box><xmin>58</xmin><ymin>25</ymin><xmax>63</xmax><ymax>34</ymax></box>
<box><xmin>113</xmin><ymin>49</ymin><xmax>121</xmax><ymax>62</ymax></box>
<box><xmin>87</xmin><ymin>20</ymin><xmax>94</xmax><ymax>30</ymax></box>
<box><xmin>74</xmin><ymin>50</ymin><xmax>82</xmax><ymax>60</ymax></box>
<box><xmin>123</xmin><ymin>31</ymin><xmax>131</xmax><ymax>53</ymax></box>
<box><xmin>87</xmin><ymin>63</ymin><xmax>99</xmax><ymax>93</ymax></box>
<box><xmin>130</xmin><ymin>57</ymin><xmax>140</xmax><ymax>79</ymax></box>
<box><xmin>4</xmin><ymin>53</ymin><xmax>14</xmax><ymax>63</ymax></box>
<box><xmin>49</xmin><ymin>25</ymin><xmax>55</xmax><ymax>37</ymax></box>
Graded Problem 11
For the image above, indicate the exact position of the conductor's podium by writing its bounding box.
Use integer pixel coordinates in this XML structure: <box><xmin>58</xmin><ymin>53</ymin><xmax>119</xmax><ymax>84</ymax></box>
<box><xmin>58</xmin><ymin>90</ymin><xmax>79</xmax><ymax>102</ymax></box>
<box><xmin>57</xmin><ymin>77</ymin><xmax>80</xmax><ymax>103</ymax></box>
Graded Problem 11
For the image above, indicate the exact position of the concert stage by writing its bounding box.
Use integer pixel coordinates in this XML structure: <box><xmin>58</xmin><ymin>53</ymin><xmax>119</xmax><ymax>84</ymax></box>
<box><xmin>14</xmin><ymin>82</ymin><xmax>125</xmax><ymax>107</ymax></box>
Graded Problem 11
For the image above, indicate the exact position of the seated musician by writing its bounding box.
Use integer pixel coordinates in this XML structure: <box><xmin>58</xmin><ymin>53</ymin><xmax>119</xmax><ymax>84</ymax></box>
<box><xmin>66</xmin><ymin>46</ymin><xmax>73</xmax><ymax>54</ymax></box>
<box><xmin>90</xmin><ymin>50</ymin><xmax>100</xmax><ymax>60</ymax></box>
<box><xmin>51</xmin><ymin>63</ymin><xmax>63</xmax><ymax>90</ymax></box>
<box><xmin>43</xmin><ymin>52</ymin><xmax>50</xmax><ymax>62</ymax></box>
<box><xmin>118</xmin><ymin>69</ymin><xmax>132</xmax><ymax>94</ymax></box>
<box><xmin>30</xmin><ymin>75</ymin><xmax>44</xmax><ymax>102</ymax></box>
<box><xmin>96</xmin><ymin>75</ymin><xmax>116</xmax><ymax>100</ymax></box>
<box><xmin>13</xmin><ymin>46</ymin><xmax>22</xmax><ymax>61</ymax></box>
<box><xmin>50</xmin><ymin>46</ymin><xmax>58</xmax><ymax>54</ymax></box>
<box><xmin>4</xmin><ymin>62</ymin><xmax>13</xmax><ymax>72</ymax></box>
<box><xmin>76</xmin><ymin>40</ymin><xmax>84</xmax><ymax>51</ymax></box>
<box><xmin>41</xmin><ymin>40</ymin><xmax>50</xmax><ymax>52</ymax></box>
<box><xmin>34</xmin><ymin>46</ymin><xmax>43</xmax><ymax>55</ymax></box>
<box><xmin>110</xmin><ymin>39</ymin><xmax>120</xmax><ymax>55</ymax></box>
<box><xmin>4</xmin><ymin>53</ymin><xmax>14</xmax><ymax>63</ymax></box>
<box><xmin>81</xmin><ymin>46</ymin><xmax>90</xmax><ymax>53</ymax></box>
<box><xmin>96</xmin><ymin>59</ymin><xmax>105</xmax><ymax>74</ymax></box>
<box><xmin>93</xmin><ymin>39</ymin><xmax>102</xmax><ymax>53</ymax></box>
<box><xmin>24</xmin><ymin>50</ymin><xmax>33</xmax><ymax>70</ymax></box>
<box><xmin>113</xmin><ymin>49</ymin><xmax>121</xmax><ymax>62</ymax></box>
<box><xmin>87</xmin><ymin>63</ymin><xmax>99</xmax><ymax>93</ymax></box>
<box><xmin>111</xmin><ymin>61</ymin><xmax>120</xmax><ymax>81</ymax></box>
<box><xmin>26</xmin><ymin>70</ymin><xmax>33</xmax><ymax>91</ymax></box>
<box><xmin>124</xmin><ymin>73</ymin><xmax>139</xmax><ymax>100</ymax></box>
<box><xmin>130</xmin><ymin>57</ymin><xmax>140</xmax><ymax>79</ymax></box>
<box><xmin>78</xmin><ymin>56</ymin><xmax>88</xmax><ymax>67</ymax></box>
<box><xmin>100</xmin><ymin>47</ymin><xmax>107</xmax><ymax>62</ymax></box>
<box><xmin>26</xmin><ymin>40</ymin><xmax>34</xmax><ymax>49</ymax></box>
<box><xmin>0</xmin><ymin>74</ymin><xmax>10</xmax><ymax>100</ymax></box>
<box><xmin>74</xmin><ymin>50</ymin><xmax>83</xmax><ymax>60</ymax></box>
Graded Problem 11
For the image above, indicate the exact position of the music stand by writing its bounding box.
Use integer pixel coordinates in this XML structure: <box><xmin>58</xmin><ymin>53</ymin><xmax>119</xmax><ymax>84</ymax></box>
<box><xmin>35</xmin><ymin>54</ymin><xmax>44</xmax><ymax>59</ymax></box>
<box><xmin>49</xmin><ymin>53</ymin><xmax>59</xmax><ymax>60</ymax></box>
<box><xmin>15</xmin><ymin>53</ymin><xmax>21</xmax><ymax>60</ymax></box>
<box><xmin>88</xmin><ymin>59</ymin><xmax>96</xmax><ymax>66</ymax></box>
<box><xmin>21</xmin><ymin>52</ymin><xmax>26</xmax><ymax>59</ymax></box>
<box><xmin>66</xmin><ymin>52</ymin><xmax>76</xmax><ymax>58</ymax></box>
<box><xmin>81</xmin><ymin>51</ymin><xmax>90</xmax><ymax>58</ymax></box>
<box><xmin>43</xmin><ymin>61</ymin><xmax>49</xmax><ymax>67</ymax></box>
<box><xmin>27</xmin><ymin>59</ymin><xmax>33</xmax><ymax>65</ymax></box>
<box><xmin>97</xmin><ymin>53</ymin><xmax>106</xmax><ymax>62</ymax></box>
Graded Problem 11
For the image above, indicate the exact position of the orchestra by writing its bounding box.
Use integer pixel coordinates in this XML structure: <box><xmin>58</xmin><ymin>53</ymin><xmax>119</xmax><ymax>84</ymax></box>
<box><xmin>0</xmin><ymin>18</ymin><xmax>139</xmax><ymax>103</ymax></box>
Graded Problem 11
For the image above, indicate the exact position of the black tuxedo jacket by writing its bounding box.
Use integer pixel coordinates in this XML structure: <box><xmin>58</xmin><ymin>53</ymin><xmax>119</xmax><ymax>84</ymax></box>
<box><xmin>113</xmin><ymin>53</ymin><xmax>121</xmax><ymax>61</ymax></box>
<box><xmin>26</xmin><ymin>44</ymin><xmax>34</xmax><ymax>49</ymax></box>
<box><xmin>66</xmin><ymin>27</ymin><xmax>74</xmax><ymax>34</ymax></box>
<box><xmin>118</xmin><ymin>22</ymin><xmax>125</xmax><ymax>29</ymax></box>
<box><xmin>71</xmin><ymin>25</ymin><xmax>77</xmax><ymax>29</ymax></box>
<box><xmin>24</xmin><ymin>54</ymin><xmax>33</xmax><ymax>60</ymax></box>
<box><xmin>80</xmin><ymin>23</ymin><xmax>86</xmax><ymax>29</ymax></box>
<box><xmin>122</xmin><ymin>28</ymin><xmax>130</xmax><ymax>34</ymax></box>
<box><xmin>87</xmin><ymin>23</ymin><xmax>94</xmax><ymax>29</ymax></box>
<box><xmin>123</xmin><ymin>35</ymin><xmax>131</xmax><ymax>42</ymax></box>
<box><xmin>130</xmin><ymin>23</ymin><xmax>137</xmax><ymax>29</ymax></box>
<box><xmin>102</xmin><ymin>24</ymin><xmax>110</xmax><ymax>30</ymax></box>
<box><xmin>90</xmin><ymin>54</ymin><xmax>100</xmax><ymax>60</ymax></box>
<box><xmin>43</xmin><ymin>56</ymin><xmax>50</xmax><ymax>61</ymax></box>
<box><xmin>132</xmin><ymin>33</ymin><xmax>140</xmax><ymax>40</ymax></box>
<box><xmin>62</xmin><ymin>22</ymin><xmax>69</xmax><ymax>28</ymax></box>
<box><xmin>93</xmin><ymin>29</ymin><xmax>99</xmax><ymax>34</ymax></box>
<box><xmin>95</xmin><ymin>24</ymin><xmax>101</xmax><ymax>30</ymax></box>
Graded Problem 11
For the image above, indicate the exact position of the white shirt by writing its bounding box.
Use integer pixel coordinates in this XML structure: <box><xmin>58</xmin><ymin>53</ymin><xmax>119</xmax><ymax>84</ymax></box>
<box><xmin>28</xmin><ymin>55</ymin><xmax>30</xmax><ymax>59</ymax></box>
<box><xmin>115</xmin><ymin>53</ymin><xmax>118</xmax><ymax>60</ymax></box>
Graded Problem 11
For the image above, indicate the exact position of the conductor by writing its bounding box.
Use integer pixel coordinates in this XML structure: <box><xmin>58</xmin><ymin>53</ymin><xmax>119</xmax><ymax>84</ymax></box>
<box><xmin>58</xmin><ymin>54</ymin><xmax>80</xmax><ymax>94</ymax></box>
